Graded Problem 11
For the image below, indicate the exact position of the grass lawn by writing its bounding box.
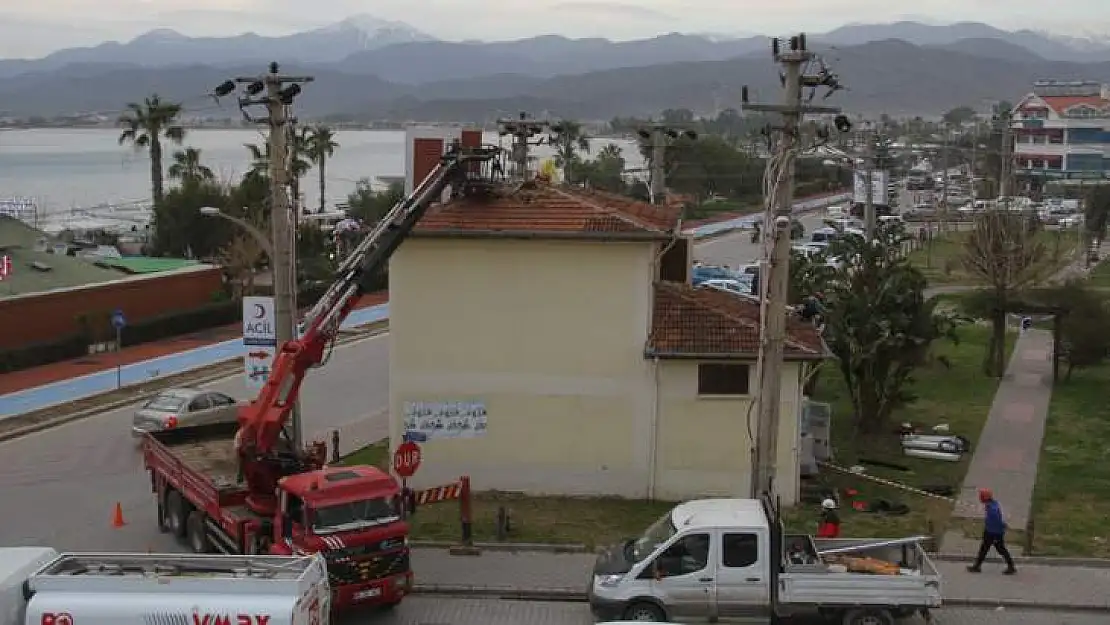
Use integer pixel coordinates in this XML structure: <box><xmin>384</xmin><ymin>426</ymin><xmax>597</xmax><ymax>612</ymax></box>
<box><xmin>1087</xmin><ymin>259</ymin><xmax>1110</xmax><ymax>289</ymax></box>
<box><xmin>1030</xmin><ymin>362</ymin><xmax>1110</xmax><ymax>557</ymax></box>
<box><xmin>340</xmin><ymin>442</ymin><xmax>672</xmax><ymax>548</ymax></box>
<box><xmin>783</xmin><ymin>325</ymin><xmax>1013</xmax><ymax>542</ymax></box>
<box><xmin>908</xmin><ymin>230</ymin><xmax>1078</xmax><ymax>287</ymax></box>
<box><xmin>341</xmin><ymin>326</ymin><xmax>1009</xmax><ymax>547</ymax></box>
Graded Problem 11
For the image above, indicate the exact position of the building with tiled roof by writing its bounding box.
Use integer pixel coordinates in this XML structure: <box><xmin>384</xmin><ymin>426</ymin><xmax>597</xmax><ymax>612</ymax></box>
<box><xmin>388</xmin><ymin>129</ymin><xmax>826</xmax><ymax>503</ymax></box>
<box><xmin>1011</xmin><ymin>80</ymin><xmax>1110</xmax><ymax>187</ymax></box>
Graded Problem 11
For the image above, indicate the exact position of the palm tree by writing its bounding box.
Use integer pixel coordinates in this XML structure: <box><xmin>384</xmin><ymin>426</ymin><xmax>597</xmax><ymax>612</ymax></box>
<box><xmin>245</xmin><ymin>142</ymin><xmax>271</xmax><ymax>179</ymax></box>
<box><xmin>245</xmin><ymin>137</ymin><xmax>311</xmax><ymax>215</ymax></box>
<box><xmin>118</xmin><ymin>94</ymin><xmax>186</xmax><ymax>205</ymax></box>
<box><xmin>168</xmin><ymin>147</ymin><xmax>214</xmax><ymax>187</ymax></box>
<box><xmin>550</xmin><ymin>120</ymin><xmax>591</xmax><ymax>182</ymax></box>
<box><xmin>306</xmin><ymin>126</ymin><xmax>340</xmax><ymax>213</ymax></box>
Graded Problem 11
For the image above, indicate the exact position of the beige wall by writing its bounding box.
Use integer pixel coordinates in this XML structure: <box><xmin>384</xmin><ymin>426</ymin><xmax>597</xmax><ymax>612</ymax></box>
<box><xmin>653</xmin><ymin>360</ymin><xmax>803</xmax><ymax>504</ymax></box>
<box><xmin>389</xmin><ymin>237</ymin><xmax>658</xmax><ymax>496</ymax></box>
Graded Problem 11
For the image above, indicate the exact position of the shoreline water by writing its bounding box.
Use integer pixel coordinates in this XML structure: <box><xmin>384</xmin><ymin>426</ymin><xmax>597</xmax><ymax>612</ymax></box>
<box><xmin>0</xmin><ymin>128</ymin><xmax>640</xmax><ymax>214</ymax></box>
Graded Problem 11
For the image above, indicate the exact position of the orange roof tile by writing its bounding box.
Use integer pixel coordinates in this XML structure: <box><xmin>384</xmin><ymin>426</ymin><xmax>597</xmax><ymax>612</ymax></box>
<box><xmin>647</xmin><ymin>282</ymin><xmax>826</xmax><ymax>360</ymax></box>
<box><xmin>414</xmin><ymin>181</ymin><xmax>681</xmax><ymax>238</ymax></box>
<box><xmin>1039</xmin><ymin>96</ymin><xmax>1110</xmax><ymax>115</ymax></box>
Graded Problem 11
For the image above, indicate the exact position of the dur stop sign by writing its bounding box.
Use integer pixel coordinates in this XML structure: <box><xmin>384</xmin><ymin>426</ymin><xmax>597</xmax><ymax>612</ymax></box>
<box><xmin>393</xmin><ymin>440</ymin><xmax>422</xmax><ymax>478</ymax></box>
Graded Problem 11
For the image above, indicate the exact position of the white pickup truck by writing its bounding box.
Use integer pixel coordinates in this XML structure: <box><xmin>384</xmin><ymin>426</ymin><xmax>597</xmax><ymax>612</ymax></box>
<box><xmin>0</xmin><ymin>548</ymin><xmax>331</xmax><ymax>625</ymax></box>
<box><xmin>588</xmin><ymin>498</ymin><xmax>941</xmax><ymax>625</ymax></box>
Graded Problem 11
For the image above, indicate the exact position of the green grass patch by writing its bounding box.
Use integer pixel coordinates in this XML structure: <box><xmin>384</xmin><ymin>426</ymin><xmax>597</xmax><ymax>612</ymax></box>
<box><xmin>1087</xmin><ymin>259</ymin><xmax>1110</xmax><ymax>289</ymax></box>
<box><xmin>1031</xmin><ymin>362</ymin><xmax>1110</xmax><ymax>557</ymax></box>
<box><xmin>794</xmin><ymin>325</ymin><xmax>1013</xmax><ymax>540</ymax></box>
<box><xmin>908</xmin><ymin>230</ymin><xmax>1078</xmax><ymax>287</ymax></box>
<box><xmin>340</xmin><ymin>327</ymin><xmax>1010</xmax><ymax>546</ymax></box>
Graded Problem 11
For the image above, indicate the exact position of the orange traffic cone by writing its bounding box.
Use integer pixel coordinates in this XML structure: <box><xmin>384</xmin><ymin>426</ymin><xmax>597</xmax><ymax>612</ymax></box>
<box><xmin>111</xmin><ymin>502</ymin><xmax>126</xmax><ymax>528</ymax></box>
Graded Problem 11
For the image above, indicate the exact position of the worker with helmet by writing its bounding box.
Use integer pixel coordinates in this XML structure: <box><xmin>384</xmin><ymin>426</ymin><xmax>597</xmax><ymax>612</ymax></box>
<box><xmin>968</xmin><ymin>488</ymin><xmax>1016</xmax><ymax>574</ymax></box>
<box><xmin>816</xmin><ymin>498</ymin><xmax>841</xmax><ymax>538</ymax></box>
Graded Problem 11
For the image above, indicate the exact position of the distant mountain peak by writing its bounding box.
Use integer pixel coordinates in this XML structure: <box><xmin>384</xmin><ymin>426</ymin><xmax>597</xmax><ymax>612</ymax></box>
<box><xmin>132</xmin><ymin>28</ymin><xmax>187</xmax><ymax>43</ymax></box>
<box><xmin>316</xmin><ymin>14</ymin><xmax>435</xmax><ymax>42</ymax></box>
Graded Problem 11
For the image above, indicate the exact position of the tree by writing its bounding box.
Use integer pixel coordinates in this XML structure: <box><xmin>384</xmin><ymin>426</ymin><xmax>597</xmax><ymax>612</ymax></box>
<box><xmin>220</xmin><ymin>232</ymin><xmax>267</xmax><ymax>298</ymax></box>
<box><xmin>151</xmin><ymin>181</ymin><xmax>233</xmax><ymax>258</ymax></box>
<box><xmin>245</xmin><ymin>138</ymin><xmax>311</xmax><ymax>213</ymax></box>
<box><xmin>1085</xmin><ymin>185</ymin><xmax>1110</xmax><ymax>245</ymax></box>
<box><xmin>346</xmin><ymin>179</ymin><xmax>404</xmax><ymax>225</ymax></box>
<box><xmin>568</xmin><ymin>143</ymin><xmax>626</xmax><ymax>193</ymax></box>
<box><xmin>820</xmin><ymin>225</ymin><xmax>963</xmax><ymax>434</ymax></box>
<box><xmin>551</xmin><ymin>120</ymin><xmax>591</xmax><ymax>182</ymax></box>
<box><xmin>305</xmin><ymin>126</ymin><xmax>340</xmax><ymax>213</ymax></box>
<box><xmin>168</xmin><ymin>147</ymin><xmax>215</xmax><ymax>187</ymax></box>
<box><xmin>961</xmin><ymin>212</ymin><xmax>1049</xmax><ymax>376</ymax></box>
<box><xmin>942</xmin><ymin>106</ymin><xmax>978</xmax><ymax>127</ymax></box>
<box><xmin>1025</xmin><ymin>283</ymin><xmax>1110</xmax><ymax>379</ymax></box>
<box><xmin>118</xmin><ymin>94</ymin><xmax>185</xmax><ymax>205</ymax></box>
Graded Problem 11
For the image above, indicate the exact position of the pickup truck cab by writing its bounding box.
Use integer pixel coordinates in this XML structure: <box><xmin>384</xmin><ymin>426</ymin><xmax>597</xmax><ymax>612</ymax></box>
<box><xmin>588</xmin><ymin>498</ymin><xmax>941</xmax><ymax>625</ymax></box>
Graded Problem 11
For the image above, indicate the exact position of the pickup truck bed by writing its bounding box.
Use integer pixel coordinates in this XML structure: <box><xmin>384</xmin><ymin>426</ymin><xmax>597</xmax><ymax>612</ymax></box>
<box><xmin>778</xmin><ymin>536</ymin><xmax>941</xmax><ymax>609</ymax></box>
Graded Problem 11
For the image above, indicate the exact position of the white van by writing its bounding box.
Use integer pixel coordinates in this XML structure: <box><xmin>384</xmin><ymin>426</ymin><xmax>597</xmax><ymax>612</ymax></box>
<box><xmin>588</xmin><ymin>498</ymin><xmax>941</xmax><ymax>624</ymax></box>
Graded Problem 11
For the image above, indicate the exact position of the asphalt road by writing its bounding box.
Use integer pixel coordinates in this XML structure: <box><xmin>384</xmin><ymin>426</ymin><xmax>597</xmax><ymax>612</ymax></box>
<box><xmin>344</xmin><ymin>597</ymin><xmax>1103</xmax><ymax>625</ymax></box>
<box><xmin>693</xmin><ymin>211</ymin><xmax>832</xmax><ymax>268</ymax></box>
<box><xmin>0</xmin><ymin>332</ymin><xmax>388</xmax><ymax>550</ymax></box>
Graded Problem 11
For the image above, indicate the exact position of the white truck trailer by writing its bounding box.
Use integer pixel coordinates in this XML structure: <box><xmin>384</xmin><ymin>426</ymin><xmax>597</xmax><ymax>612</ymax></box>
<box><xmin>0</xmin><ymin>549</ymin><xmax>330</xmax><ymax>625</ymax></box>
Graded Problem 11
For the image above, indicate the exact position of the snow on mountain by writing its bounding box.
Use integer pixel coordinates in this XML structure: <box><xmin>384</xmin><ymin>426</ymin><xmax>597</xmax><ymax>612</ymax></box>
<box><xmin>314</xmin><ymin>14</ymin><xmax>437</xmax><ymax>48</ymax></box>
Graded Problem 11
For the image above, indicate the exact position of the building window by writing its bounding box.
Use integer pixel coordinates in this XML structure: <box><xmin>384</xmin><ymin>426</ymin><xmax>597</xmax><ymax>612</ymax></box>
<box><xmin>697</xmin><ymin>363</ymin><xmax>750</xmax><ymax>396</ymax></box>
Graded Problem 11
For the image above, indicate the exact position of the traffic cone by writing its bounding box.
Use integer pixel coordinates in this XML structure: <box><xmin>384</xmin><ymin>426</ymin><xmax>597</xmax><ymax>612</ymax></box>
<box><xmin>111</xmin><ymin>502</ymin><xmax>126</xmax><ymax>528</ymax></box>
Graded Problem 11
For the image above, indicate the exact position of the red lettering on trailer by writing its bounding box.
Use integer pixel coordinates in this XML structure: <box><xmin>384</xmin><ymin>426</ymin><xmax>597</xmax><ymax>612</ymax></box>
<box><xmin>42</xmin><ymin>612</ymin><xmax>73</xmax><ymax>625</ymax></box>
<box><xmin>193</xmin><ymin>615</ymin><xmax>270</xmax><ymax>625</ymax></box>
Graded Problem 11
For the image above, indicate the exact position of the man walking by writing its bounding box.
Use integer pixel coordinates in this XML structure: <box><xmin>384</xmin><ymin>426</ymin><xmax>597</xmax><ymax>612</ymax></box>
<box><xmin>967</xmin><ymin>488</ymin><xmax>1017</xmax><ymax>575</ymax></box>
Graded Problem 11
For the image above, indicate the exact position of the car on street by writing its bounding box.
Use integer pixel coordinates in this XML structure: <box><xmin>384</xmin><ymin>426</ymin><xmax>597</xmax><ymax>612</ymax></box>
<box><xmin>699</xmin><ymin>278</ymin><xmax>753</xmax><ymax>296</ymax></box>
<box><xmin>131</xmin><ymin>387</ymin><xmax>241</xmax><ymax>437</ymax></box>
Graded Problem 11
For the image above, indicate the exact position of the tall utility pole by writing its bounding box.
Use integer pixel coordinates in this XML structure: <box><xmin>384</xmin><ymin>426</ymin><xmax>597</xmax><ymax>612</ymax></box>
<box><xmin>998</xmin><ymin>111</ymin><xmax>1013</xmax><ymax>200</ymax></box>
<box><xmin>859</xmin><ymin>122</ymin><xmax>876</xmax><ymax>239</ymax></box>
<box><xmin>637</xmin><ymin>123</ymin><xmax>698</xmax><ymax>205</ymax></box>
<box><xmin>497</xmin><ymin>112</ymin><xmax>553</xmax><ymax>180</ymax></box>
<box><xmin>940</xmin><ymin>127</ymin><xmax>951</xmax><ymax>232</ymax></box>
<box><xmin>213</xmin><ymin>63</ymin><xmax>313</xmax><ymax>451</ymax></box>
<box><xmin>742</xmin><ymin>34</ymin><xmax>841</xmax><ymax>500</ymax></box>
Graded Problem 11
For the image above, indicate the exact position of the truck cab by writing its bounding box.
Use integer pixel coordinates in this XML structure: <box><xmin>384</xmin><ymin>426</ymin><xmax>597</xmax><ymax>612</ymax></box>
<box><xmin>588</xmin><ymin>498</ymin><xmax>940</xmax><ymax>624</ymax></box>
<box><xmin>270</xmin><ymin>466</ymin><xmax>412</xmax><ymax>607</ymax></box>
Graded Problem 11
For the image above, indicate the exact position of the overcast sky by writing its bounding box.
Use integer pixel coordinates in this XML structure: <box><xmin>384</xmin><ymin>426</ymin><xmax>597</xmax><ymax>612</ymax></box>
<box><xmin>1</xmin><ymin>0</ymin><xmax>1108</xmax><ymax>58</ymax></box>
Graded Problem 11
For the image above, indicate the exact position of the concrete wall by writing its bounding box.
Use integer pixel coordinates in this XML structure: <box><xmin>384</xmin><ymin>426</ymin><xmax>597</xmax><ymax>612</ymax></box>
<box><xmin>388</xmin><ymin>237</ymin><xmax>656</xmax><ymax>496</ymax></box>
<box><xmin>0</xmin><ymin>265</ymin><xmax>223</xmax><ymax>348</ymax></box>
<box><xmin>653</xmin><ymin>360</ymin><xmax>803</xmax><ymax>504</ymax></box>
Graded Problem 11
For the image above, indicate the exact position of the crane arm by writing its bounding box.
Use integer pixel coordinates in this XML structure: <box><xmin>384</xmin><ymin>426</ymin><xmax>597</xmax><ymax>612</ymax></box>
<box><xmin>237</xmin><ymin>143</ymin><xmax>500</xmax><ymax>461</ymax></box>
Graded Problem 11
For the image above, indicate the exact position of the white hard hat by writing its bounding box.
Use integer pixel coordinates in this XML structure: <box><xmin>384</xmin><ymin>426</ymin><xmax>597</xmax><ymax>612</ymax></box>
<box><xmin>821</xmin><ymin>498</ymin><xmax>837</xmax><ymax>510</ymax></box>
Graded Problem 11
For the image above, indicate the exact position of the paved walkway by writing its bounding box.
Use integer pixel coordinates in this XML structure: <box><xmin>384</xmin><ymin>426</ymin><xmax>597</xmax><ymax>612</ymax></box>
<box><xmin>952</xmin><ymin>330</ymin><xmax>1055</xmax><ymax>533</ymax></box>
<box><xmin>0</xmin><ymin>291</ymin><xmax>388</xmax><ymax>395</ymax></box>
<box><xmin>411</xmin><ymin>548</ymin><xmax>1110</xmax><ymax>609</ymax></box>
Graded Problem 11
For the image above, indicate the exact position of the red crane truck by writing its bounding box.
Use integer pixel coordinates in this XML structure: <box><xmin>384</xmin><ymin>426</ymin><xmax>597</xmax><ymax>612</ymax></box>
<box><xmin>141</xmin><ymin>142</ymin><xmax>501</xmax><ymax>612</ymax></box>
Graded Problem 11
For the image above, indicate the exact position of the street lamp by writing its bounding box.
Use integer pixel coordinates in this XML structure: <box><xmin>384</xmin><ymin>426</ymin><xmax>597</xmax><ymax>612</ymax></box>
<box><xmin>201</xmin><ymin>205</ymin><xmax>303</xmax><ymax>449</ymax></box>
<box><xmin>199</xmin><ymin>206</ymin><xmax>275</xmax><ymax>259</ymax></box>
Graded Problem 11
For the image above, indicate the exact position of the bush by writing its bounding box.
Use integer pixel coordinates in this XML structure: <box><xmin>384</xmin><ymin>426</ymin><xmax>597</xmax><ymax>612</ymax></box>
<box><xmin>120</xmin><ymin>301</ymin><xmax>240</xmax><ymax>347</ymax></box>
<box><xmin>0</xmin><ymin>334</ymin><xmax>88</xmax><ymax>373</ymax></box>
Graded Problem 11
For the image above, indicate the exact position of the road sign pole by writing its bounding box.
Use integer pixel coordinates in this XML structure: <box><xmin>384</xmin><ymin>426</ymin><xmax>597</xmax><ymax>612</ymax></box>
<box><xmin>115</xmin><ymin>326</ymin><xmax>122</xmax><ymax>389</ymax></box>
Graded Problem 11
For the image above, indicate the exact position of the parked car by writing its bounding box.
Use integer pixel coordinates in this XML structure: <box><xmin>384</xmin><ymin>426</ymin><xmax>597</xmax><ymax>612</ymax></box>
<box><xmin>131</xmin><ymin>387</ymin><xmax>241</xmax><ymax>437</ymax></box>
<box><xmin>700</xmin><ymin>278</ymin><xmax>753</xmax><ymax>296</ymax></box>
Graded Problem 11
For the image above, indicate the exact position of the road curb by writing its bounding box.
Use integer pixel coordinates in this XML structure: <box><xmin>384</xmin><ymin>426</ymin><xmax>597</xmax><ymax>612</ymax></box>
<box><xmin>409</xmin><ymin>585</ymin><xmax>1110</xmax><ymax>612</ymax></box>
<box><xmin>0</xmin><ymin>323</ymin><xmax>389</xmax><ymax>443</ymax></box>
<box><xmin>412</xmin><ymin>542</ymin><xmax>1110</xmax><ymax>568</ymax></box>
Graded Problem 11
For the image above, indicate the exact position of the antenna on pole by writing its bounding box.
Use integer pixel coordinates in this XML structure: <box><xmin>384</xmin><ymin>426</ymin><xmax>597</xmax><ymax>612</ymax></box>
<box><xmin>496</xmin><ymin>111</ymin><xmax>556</xmax><ymax>181</ymax></box>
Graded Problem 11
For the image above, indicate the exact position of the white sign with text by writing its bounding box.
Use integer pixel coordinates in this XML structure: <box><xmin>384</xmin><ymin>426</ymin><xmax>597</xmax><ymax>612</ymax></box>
<box><xmin>242</xmin><ymin>296</ymin><xmax>276</xmax><ymax>389</ymax></box>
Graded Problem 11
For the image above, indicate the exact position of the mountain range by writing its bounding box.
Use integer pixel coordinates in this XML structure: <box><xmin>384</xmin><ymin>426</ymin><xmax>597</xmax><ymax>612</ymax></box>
<box><xmin>0</xmin><ymin>18</ymin><xmax>1108</xmax><ymax>120</ymax></box>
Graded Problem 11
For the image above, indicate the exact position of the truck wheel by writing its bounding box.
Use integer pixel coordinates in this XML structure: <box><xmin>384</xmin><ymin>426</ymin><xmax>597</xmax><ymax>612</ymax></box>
<box><xmin>842</xmin><ymin>608</ymin><xmax>894</xmax><ymax>625</ymax></box>
<box><xmin>186</xmin><ymin>511</ymin><xmax>212</xmax><ymax>553</ymax></box>
<box><xmin>623</xmin><ymin>601</ymin><xmax>666</xmax><ymax>622</ymax></box>
<box><xmin>165</xmin><ymin>491</ymin><xmax>188</xmax><ymax>538</ymax></box>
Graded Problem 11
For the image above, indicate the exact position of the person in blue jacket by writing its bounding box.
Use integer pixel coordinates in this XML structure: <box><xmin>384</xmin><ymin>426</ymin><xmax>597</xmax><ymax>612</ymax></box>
<box><xmin>968</xmin><ymin>488</ymin><xmax>1017</xmax><ymax>575</ymax></box>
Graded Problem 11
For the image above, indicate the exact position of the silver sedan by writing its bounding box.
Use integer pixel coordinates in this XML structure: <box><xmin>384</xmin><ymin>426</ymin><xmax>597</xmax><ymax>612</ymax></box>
<box><xmin>131</xmin><ymin>388</ymin><xmax>241</xmax><ymax>437</ymax></box>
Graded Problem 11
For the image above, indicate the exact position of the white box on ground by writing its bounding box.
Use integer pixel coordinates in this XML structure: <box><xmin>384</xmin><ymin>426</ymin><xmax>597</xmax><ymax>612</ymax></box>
<box><xmin>242</xmin><ymin>296</ymin><xmax>277</xmax><ymax>388</ymax></box>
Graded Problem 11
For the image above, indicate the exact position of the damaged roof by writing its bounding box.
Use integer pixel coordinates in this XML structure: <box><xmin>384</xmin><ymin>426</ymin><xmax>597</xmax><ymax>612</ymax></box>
<box><xmin>647</xmin><ymin>281</ymin><xmax>827</xmax><ymax>360</ymax></box>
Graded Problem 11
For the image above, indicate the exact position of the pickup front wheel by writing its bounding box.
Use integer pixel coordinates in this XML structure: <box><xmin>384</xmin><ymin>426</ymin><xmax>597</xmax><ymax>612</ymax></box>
<box><xmin>622</xmin><ymin>601</ymin><xmax>666</xmax><ymax>622</ymax></box>
<box><xmin>842</xmin><ymin>608</ymin><xmax>894</xmax><ymax>625</ymax></box>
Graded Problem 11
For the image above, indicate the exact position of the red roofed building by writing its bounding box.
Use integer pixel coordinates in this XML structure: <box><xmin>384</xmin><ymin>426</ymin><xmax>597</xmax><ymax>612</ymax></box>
<box><xmin>388</xmin><ymin>134</ymin><xmax>826</xmax><ymax>502</ymax></box>
<box><xmin>1012</xmin><ymin>80</ymin><xmax>1110</xmax><ymax>185</ymax></box>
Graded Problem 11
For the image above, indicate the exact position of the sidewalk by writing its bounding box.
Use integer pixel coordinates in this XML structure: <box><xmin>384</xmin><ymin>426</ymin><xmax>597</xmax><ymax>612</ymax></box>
<box><xmin>0</xmin><ymin>291</ymin><xmax>388</xmax><ymax>395</ymax></box>
<box><xmin>950</xmin><ymin>329</ymin><xmax>1054</xmax><ymax>545</ymax></box>
<box><xmin>410</xmin><ymin>548</ymin><xmax>1110</xmax><ymax>610</ymax></box>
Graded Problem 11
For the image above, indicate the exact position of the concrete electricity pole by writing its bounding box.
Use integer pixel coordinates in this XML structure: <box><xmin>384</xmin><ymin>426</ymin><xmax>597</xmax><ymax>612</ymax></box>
<box><xmin>637</xmin><ymin>123</ymin><xmax>698</xmax><ymax>205</ymax></box>
<box><xmin>497</xmin><ymin>112</ymin><xmax>553</xmax><ymax>180</ymax></box>
<box><xmin>860</xmin><ymin>122</ymin><xmax>876</xmax><ymax>239</ymax></box>
<box><xmin>940</xmin><ymin>127</ymin><xmax>951</xmax><ymax>232</ymax></box>
<box><xmin>742</xmin><ymin>34</ymin><xmax>842</xmax><ymax>500</ymax></box>
<box><xmin>213</xmin><ymin>63</ymin><xmax>313</xmax><ymax>451</ymax></box>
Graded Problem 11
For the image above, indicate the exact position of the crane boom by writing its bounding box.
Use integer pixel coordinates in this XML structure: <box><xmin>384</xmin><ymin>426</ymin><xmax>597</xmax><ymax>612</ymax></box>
<box><xmin>234</xmin><ymin>142</ymin><xmax>500</xmax><ymax>515</ymax></box>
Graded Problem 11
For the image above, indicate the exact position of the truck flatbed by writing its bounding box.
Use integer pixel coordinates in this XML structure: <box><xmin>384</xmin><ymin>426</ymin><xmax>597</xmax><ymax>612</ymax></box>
<box><xmin>146</xmin><ymin>421</ymin><xmax>246</xmax><ymax>494</ymax></box>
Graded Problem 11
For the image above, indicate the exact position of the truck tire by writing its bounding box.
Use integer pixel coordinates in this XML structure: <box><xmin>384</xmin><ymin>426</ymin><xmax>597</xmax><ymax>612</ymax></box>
<box><xmin>165</xmin><ymin>491</ymin><xmax>189</xmax><ymax>538</ymax></box>
<box><xmin>842</xmin><ymin>608</ymin><xmax>895</xmax><ymax>625</ymax></box>
<box><xmin>186</xmin><ymin>511</ymin><xmax>212</xmax><ymax>553</ymax></box>
<box><xmin>622</xmin><ymin>601</ymin><xmax>666</xmax><ymax>622</ymax></box>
